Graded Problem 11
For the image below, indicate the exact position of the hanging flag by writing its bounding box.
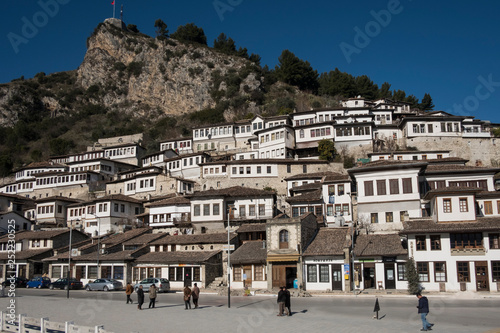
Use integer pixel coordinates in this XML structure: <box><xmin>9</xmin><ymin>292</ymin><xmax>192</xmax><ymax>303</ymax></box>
<box><xmin>111</xmin><ymin>1</ymin><xmax>115</xmax><ymax>5</ymax></box>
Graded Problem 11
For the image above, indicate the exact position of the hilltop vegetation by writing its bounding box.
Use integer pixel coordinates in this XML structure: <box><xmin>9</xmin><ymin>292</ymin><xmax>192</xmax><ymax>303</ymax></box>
<box><xmin>0</xmin><ymin>19</ymin><xmax>435</xmax><ymax>176</ymax></box>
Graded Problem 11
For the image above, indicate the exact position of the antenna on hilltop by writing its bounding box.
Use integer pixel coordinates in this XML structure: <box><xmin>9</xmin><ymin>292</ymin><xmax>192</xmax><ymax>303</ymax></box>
<box><xmin>120</xmin><ymin>4</ymin><xmax>123</xmax><ymax>21</ymax></box>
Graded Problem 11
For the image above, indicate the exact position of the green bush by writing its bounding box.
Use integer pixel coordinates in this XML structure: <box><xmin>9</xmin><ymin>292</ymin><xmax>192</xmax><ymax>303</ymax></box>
<box><xmin>127</xmin><ymin>62</ymin><xmax>144</xmax><ymax>77</ymax></box>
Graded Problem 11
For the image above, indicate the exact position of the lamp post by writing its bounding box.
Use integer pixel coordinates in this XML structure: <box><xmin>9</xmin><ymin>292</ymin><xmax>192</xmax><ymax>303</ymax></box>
<box><xmin>67</xmin><ymin>223</ymin><xmax>73</xmax><ymax>299</ymax></box>
<box><xmin>227</xmin><ymin>205</ymin><xmax>236</xmax><ymax>309</ymax></box>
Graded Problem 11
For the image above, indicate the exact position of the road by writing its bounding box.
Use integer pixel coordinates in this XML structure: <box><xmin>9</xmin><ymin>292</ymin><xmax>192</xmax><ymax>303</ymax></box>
<box><xmin>1</xmin><ymin>288</ymin><xmax>500</xmax><ymax>333</ymax></box>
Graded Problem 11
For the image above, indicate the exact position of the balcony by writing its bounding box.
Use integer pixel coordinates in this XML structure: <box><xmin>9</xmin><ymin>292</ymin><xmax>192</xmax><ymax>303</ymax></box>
<box><xmin>451</xmin><ymin>241</ymin><xmax>485</xmax><ymax>256</ymax></box>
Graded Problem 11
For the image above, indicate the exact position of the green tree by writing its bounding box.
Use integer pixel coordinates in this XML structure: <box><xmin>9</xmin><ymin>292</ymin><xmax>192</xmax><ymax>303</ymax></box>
<box><xmin>213</xmin><ymin>33</ymin><xmax>236</xmax><ymax>54</ymax></box>
<box><xmin>318</xmin><ymin>139</ymin><xmax>336</xmax><ymax>161</ymax></box>
<box><xmin>419</xmin><ymin>93</ymin><xmax>435</xmax><ymax>111</ymax></box>
<box><xmin>0</xmin><ymin>153</ymin><xmax>13</xmax><ymax>177</ymax></box>
<box><xmin>171</xmin><ymin>23</ymin><xmax>207</xmax><ymax>45</ymax></box>
<box><xmin>355</xmin><ymin>75</ymin><xmax>378</xmax><ymax>100</ymax></box>
<box><xmin>491</xmin><ymin>128</ymin><xmax>500</xmax><ymax>137</ymax></box>
<box><xmin>154</xmin><ymin>19</ymin><xmax>169</xmax><ymax>39</ymax></box>
<box><xmin>405</xmin><ymin>95</ymin><xmax>419</xmax><ymax>109</ymax></box>
<box><xmin>318</xmin><ymin>68</ymin><xmax>355</xmax><ymax>98</ymax></box>
<box><xmin>405</xmin><ymin>257</ymin><xmax>420</xmax><ymax>295</ymax></box>
<box><xmin>378</xmin><ymin>82</ymin><xmax>392</xmax><ymax>99</ymax></box>
<box><xmin>275</xmin><ymin>50</ymin><xmax>319</xmax><ymax>93</ymax></box>
<box><xmin>49</xmin><ymin>138</ymin><xmax>75</xmax><ymax>156</ymax></box>
<box><xmin>392</xmin><ymin>89</ymin><xmax>407</xmax><ymax>102</ymax></box>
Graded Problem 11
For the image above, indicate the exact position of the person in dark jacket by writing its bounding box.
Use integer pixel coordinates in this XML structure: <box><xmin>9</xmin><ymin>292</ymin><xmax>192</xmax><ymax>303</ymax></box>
<box><xmin>137</xmin><ymin>285</ymin><xmax>145</xmax><ymax>310</ymax></box>
<box><xmin>277</xmin><ymin>287</ymin><xmax>287</xmax><ymax>316</ymax></box>
<box><xmin>284</xmin><ymin>286</ymin><xmax>291</xmax><ymax>316</ymax></box>
<box><xmin>184</xmin><ymin>285</ymin><xmax>192</xmax><ymax>310</ymax></box>
<box><xmin>416</xmin><ymin>293</ymin><xmax>434</xmax><ymax>331</ymax></box>
<box><xmin>191</xmin><ymin>283</ymin><xmax>200</xmax><ymax>309</ymax></box>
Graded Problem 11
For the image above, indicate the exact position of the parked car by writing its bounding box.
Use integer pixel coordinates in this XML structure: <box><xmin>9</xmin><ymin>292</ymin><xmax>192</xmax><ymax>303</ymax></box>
<box><xmin>1</xmin><ymin>277</ymin><xmax>28</xmax><ymax>288</ymax></box>
<box><xmin>26</xmin><ymin>277</ymin><xmax>51</xmax><ymax>288</ymax></box>
<box><xmin>85</xmin><ymin>279</ymin><xmax>123</xmax><ymax>291</ymax></box>
<box><xmin>134</xmin><ymin>278</ymin><xmax>170</xmax><ymax>293</ymax></box>
<box><xmin>49</xmin><ymin>278</ymin><xmax>83</xmax><ymax>290</ymax></box>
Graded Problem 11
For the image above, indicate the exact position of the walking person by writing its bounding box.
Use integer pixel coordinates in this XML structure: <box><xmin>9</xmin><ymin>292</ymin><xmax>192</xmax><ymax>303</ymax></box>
<box><xmin>284</xmin><ymin>286</ymin><xmax>291</xmax><ymax>316</ymax></box>
<box><xmin>277</xmin><ymin>287</ymin><xmax>287</xmax><ymax>316</ymax></box>
<box><xmin>148</xmin><ymin>284</ymin><xmax>157</xmax><ymax>309</ymax></box>
<box><xmin>137</xmin><ymin>285</ymin><xmax>144</xmax><ymax>310</ymax></box>
<box><xmin>416</xmin><ymin>293</ymin><xmax>434</xmax><ymax>331</ymax></box>
<box><xmin>191</xmin><ymin>283</ymin><xmax>200</xmax><ymax>309</ymax></box>
<box><xmin>125</xmin><ymin>282</ymin><xmax>134</xmax><ymax>304</ymax></box>
<box><xmin>184</xmin><ymin>285</ymin><xmax>192</xmax><ymax>310</ymax></box>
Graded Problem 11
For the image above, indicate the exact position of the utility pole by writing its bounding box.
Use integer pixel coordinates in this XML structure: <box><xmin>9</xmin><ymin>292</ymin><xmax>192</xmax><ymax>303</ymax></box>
<box><xmin>66</xmin><ymin>225</ymin><xmax>72</xmax><ymax>299</ymax></box>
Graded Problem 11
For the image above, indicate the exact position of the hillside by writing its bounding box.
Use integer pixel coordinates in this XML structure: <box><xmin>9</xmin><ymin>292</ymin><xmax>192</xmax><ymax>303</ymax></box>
<box><xmin>0</xmin><ymin>19</ymin><xmax>336</xmax><ymax>174</ymax></box>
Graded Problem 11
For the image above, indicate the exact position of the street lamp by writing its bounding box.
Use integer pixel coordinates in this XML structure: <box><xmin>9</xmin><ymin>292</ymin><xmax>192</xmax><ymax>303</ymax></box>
<box><xmin>67</xmin><ymin>221</ymin><xmax>74</xmax><ymax>299</ymax></box>
<box><xmin>227</xmin><ymin>205</ymin><xmax>236</xmax><ymax>309</ymax></box>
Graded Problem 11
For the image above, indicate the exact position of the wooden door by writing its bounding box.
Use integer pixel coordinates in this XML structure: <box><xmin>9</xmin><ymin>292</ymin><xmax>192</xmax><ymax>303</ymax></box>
<box><xmin>332</xmin><ymin>264</ymin><xmax>342</xmax><ymax>290</ymax></box>
<box><xmin>243</xmin><ymin>266</ymin><xmax>252</xmax><ymax>288</ymax></box>
<box><xmin>475</xmin><ymin>261</ymin><xmax>489</xmax><ymax>291</ymax></box>
<box><xmin>272</xmin><ymin>266</ymin><xmax>286</xmax><ymax>288</ymax></box>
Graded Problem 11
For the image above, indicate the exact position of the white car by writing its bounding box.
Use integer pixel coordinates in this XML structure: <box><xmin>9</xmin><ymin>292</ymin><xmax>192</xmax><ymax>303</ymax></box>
<box><xmin>134</xmin><ymin>278</ymin><xmax>170</xmax><ymax>293</ymax></box>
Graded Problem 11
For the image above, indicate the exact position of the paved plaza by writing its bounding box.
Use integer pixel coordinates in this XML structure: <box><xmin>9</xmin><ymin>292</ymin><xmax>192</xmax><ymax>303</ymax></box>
<box><xmin>1</xmin><ymin>289</ymin><xmax>500</xmax><ymax>333</ymax></box>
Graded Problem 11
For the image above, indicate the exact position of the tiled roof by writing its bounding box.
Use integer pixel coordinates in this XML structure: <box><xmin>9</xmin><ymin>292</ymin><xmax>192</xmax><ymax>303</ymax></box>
<box><xmin>122</xmin><ymin>233</ymin><xmax>167</xmax><ymax>246</ymax></box>
<box><xmin>0</xmin><ymin>248</ymin><xmax>52</xmax><ymax>260</ymax></box>
<box><xmin>285</xmin><ymin>172</ymin><xmax>347</xmax><ymax>181</ymax></box>
<box><xmin>231</xmin><ymin>241</ymin><xmax>267</xmax><ymax>264</ymax></box>
<box><xmin>303</xmin><ymin>227</ymin><xmax>351</xmax><ymax>256</ymax></box>
<box><xmin>35</xmin><ymin>196</ymin><xmax>82</xmax><ymax>204</ymax></box>
<box><xmin>17</xmin><ymin>161</ymin><xmax>66</xmax><ymax>171</ymax></box>
<box><xmin>476</xmin><ymin>191</ymin><xmax>500</xmax><ymax>199</ymax></box>
<box><xmin>190</xmin><ymin>186</ymin><xmax>274</xmax><ymax>198</ymax></box>
<box><xmin>291</xmin><ymin>183</ymin><xmax>321</xmax><ymax>192</ymax></box>
<box><xmin>145</xmin><ymin>196</ymin><xmax>191</xmax><ymax>207</ymax></box>
<box><xmin>94</xmin><ymin>194</ymin><xmax>143</xmax><ymax>204</ymax></box>
<box><xmin>423</xmin><ymin>187</ymin><xmax>484</xmax><ymax>200</ymax></box>
<box><xmin>354</xmin><ymin>234</ymin><xmax>407</xmax><ymax>257</ymax></box>
<box><xmin>71</xmin><ymin>248</ymin><xmax>147</xmax><ymax>262</ymax></box>
<box><xmin>0</xmin><ymin>229</ymin><xmax>69</xmax><ymax>243</ymax></box>
<box><xmin>286</xmin><ymin>190</ymin><xmax>322</xmax><ymax>203</ymax></box>
<box><xmin>150</xmin><ymin>232</ymin><xmax>237</xmax><ymax>245</ymax></box>
<box><xmin>401</xmin><ymin>217</ymin><xmax>500</xmax><ymax>234</ymax></box>
<box><xmin>200</xmin><ymin>159</ymin><xmax>328</xmax><ymax>166</ymax></box>
<box><xmin>424</xmin><ymin>164</ymin><xmax>500</xmax><ymax>174</ymax></box>
<box><xmin>134</xmin><ymin>250</ymin><xmax>220</xmax><ymax>264</ymax></box>
<box><xmin>101</xmin><ymin>228</ymin><xmax>151</xmax><ymax>245</ymax></box>
<box><xmin>349</xmin><ymin>160</ymin><xmax>426</xmax><ymax>173</ymax></box>
<box><xmin>237</xmin><ymin>223</ymin><xmax>266</xmax><ymax>233</ymax></box>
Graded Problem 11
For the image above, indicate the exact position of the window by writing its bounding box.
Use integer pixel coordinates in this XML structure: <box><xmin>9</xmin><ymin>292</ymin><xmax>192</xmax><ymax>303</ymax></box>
<box><xmin>246</xmin><ymin>167</ymin><xmax>251</xmax><ymax>174</ymax></box>
<box><xmin>203</xmin><ymin>204</ymin><xmax>210</xmax><ymax>216</ymax></box>
<box><xmin>267</xmin><ymin>166</ymin><xmax>272</xmax><ymax>174</ymax></box>
<box><xmin>342</xmin><ymin>204</ymin><xmax>349</xmax><ymax>216</ymax></box>
<box><xmin>303</xmin><ymin>165</ymin><xmax>307</xmax><ymax>173</ymax></box>
<box><xmin>287</xmin><ymin>164</ymin><xmax>291</xmax><ymax>173</ymax></box>
<box><xmin>427</xmin><ymin>124</ymin><xmax>433</xmax><ymax>133</ymax></box>
<box><xmin>459</xmin><ymin>198</ymin><xmax>468</xmax><ymax>212</ymax></box>
<box><xmin>430</xmin><ymin>235</ymin><xmax>441</xmax><ymax>250</ymax></box>
<box><xmin>377</xmin><ymin>180</ymin><xmax>386</xmax><ymax>195</ymax></box>
<box><xmin>492</xmin><ymin>261</ymin><xmax>500</xmax><ymax>282</ymax></box>
<box><xmin>88</xmin><ymin>266</ymin><xmax>98</xmax><ymax>279</ymax></box>
<box><xmin>397</xmin><ymin>263</ymin><xmax>407</xmax><ymax>281</ymax></box>
<box><xmin>233</xmin><ymin>266</ymin><xmax>241</xmax><ymax>281</ymax></box>
<box><xmin>249</xmin><ymin>205</ymin><xmax>255</xmax><ymax>216</ymax></box>
<box><xmin>279</xmin><ymin>230</ymin><xmax>289</xmax><ymax>249</ymax></box>
<box><xmin>113</xmin><ymin>266</ymin><xmax>124</xmax><ymax>280</ymax></box>
<box><xmin>389</xmin><ymin>179</ymin><xmax>399</xmax><ymax>194</ymax></box>
<box><xmin>213</xmin><ymin>203</ymin><xmax>220</xmax><ymax>216</ymax></box>
<box><xmin>489</xmin><ymin>234</ymin><xmax>499</xmax><ymax>249</ymax></box>
<box><xmin>319</xmin><ymin>265</ymin><xmax>329</xmax><ymax>282</ymax></box>
<box><xmin>434</xmin><ymin>262</ymin><xmax>447</xmax><ymax>282</ymax></box>
<box><xmin>400</xmin><ymin>211</ymin><xmax>407</xmax><ymax>222</ymax></box>
<box><xmin>416</xmin><ymin>235</ymin><xmax>426</xmax><ymax>251</ymax></box>
<box><xmin>193</xmin><ymin>267</ymin><xmax>200</xmax><ymax>281</ymax></box>
<box><xmin>258</xmin><ymin>204</ymin><xmax>265</xmax><ymax>216</ymax></box>
<box><xmin>443</xmin><ymin>199</ymin><xmax>452</xmax><ymax>213</ymax></box>
<box><xmin>450</xmin><ymin>232</ymin><xmax>483</xmax><ymax>249</ymax></box>
<box><xmin>386</xmin><ymin>212</ymin><xmax>393</xmax><ymax>223</ymax></box>
<box><xmin>256</xmin><ymin>166</ymin><xmax>261</xmax><ymax>174</ymax></box>
<box><xmin>417</xmin><ymin>262</ymin><xmax>429</xmax><ymax>282</ymax></box>
<box><xmin>370</xmin><ymin>213</ymin><xmax>378</xmax><ymax>224</ymax></box>
<box><xmin>457</xmin><ymin>262</ymin><xmax>470</xmax><ymax>282</ymax></box>
<box><xmin>364</xmin><ymin>181</ymin><xmax>374</xmax><ymax>196</ymax></box>
<box><xmin>239</xmin><ymin>205</ymin><xmax>246</xmax><ymax>217</ymax></box>
<box><xmin>193</xmin><ymin>205</ymin><xmax>200</xmax><ymax>216</ymax></box>
<box><xmin>326</xmin><ymin>205</ymin><xmax>333</xmax><ymax>216</ymax></box>
<box><xmin>402</xmin><ymin>178</ymin><xmax>412</xmax><ymax>193</ymax></box>
<box><xmin>337</xmin><ymin>184</ymin><xmax>345</xmax><ymax>196</ymax></box>
<box><xmin>328</xmin><ymin>185</ymin><xmax>335</xmax><ymax>196</ymax></box>
<box><xmin>484</xmin><ymin>201</ymin><xmax>493</xmax><ymax>215</ymax></box>
<box><xmin>255</xmin><ymin>265</ymin><xmax>264</xmax><ymax>281</ymax></box>
<box><xmin>307</xmin><ymin>265</ymin><xmax>317</xmax><ymax>282</ymax></box>
<box><xmin>114</xmin><ymin>203</ymin><xmax>119</xmax><ymax>212</ymax></box>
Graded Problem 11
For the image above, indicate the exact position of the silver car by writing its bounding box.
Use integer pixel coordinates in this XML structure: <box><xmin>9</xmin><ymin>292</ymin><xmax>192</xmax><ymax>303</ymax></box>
<box><xmin>134</xmin><ymin>278</ymin><xmax>170</xmax><ymax>293</ymax></box>
<box><xmin>85</xmin><ymin>279</ymin><xmax>123</xmax><ymax>291</ymax></box>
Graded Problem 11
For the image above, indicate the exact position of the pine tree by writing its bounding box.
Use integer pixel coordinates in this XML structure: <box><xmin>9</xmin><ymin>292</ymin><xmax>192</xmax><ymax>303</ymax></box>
<box><xmin>171</xmin><ymin>23</ymin><xmax>207</xmax><ymax>45</ymax></box>
<box><xmin>275</xmin><ymin>50</ymin><xmax>319</xmax><ymax>93</ymax></box>
<box><xmin>405</xmin><ymin>257</ymin><xmax>420</xmax><ymax>295</ymax></box>
<box><xmin>154</xmin><ymin>19</ymin><xmax>169</xmax><ymax>39</ymax></box>
<box><xmin>419</xmin><ymin>93</ymin><xmax>435</xmax><ymax>111</ymax></box>
<box><xmin>318</xmin><ymin>139</ymin><xmax>336</xmax><ymax>161</ymax></box>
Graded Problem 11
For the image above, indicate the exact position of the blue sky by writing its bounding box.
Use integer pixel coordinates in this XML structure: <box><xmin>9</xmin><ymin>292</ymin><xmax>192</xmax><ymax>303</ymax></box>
<box><xmin>1</xmin><ymin>0</ymin><xmax>499</xmax><ymax>122</ymax></box>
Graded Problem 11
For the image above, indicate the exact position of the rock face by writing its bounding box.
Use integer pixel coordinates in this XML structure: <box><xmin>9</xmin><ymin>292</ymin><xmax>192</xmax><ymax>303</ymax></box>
<box><xmin>77</xmin><ymin>19</ymin><xmax>261</xmax><ymax>117</ymax></box>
